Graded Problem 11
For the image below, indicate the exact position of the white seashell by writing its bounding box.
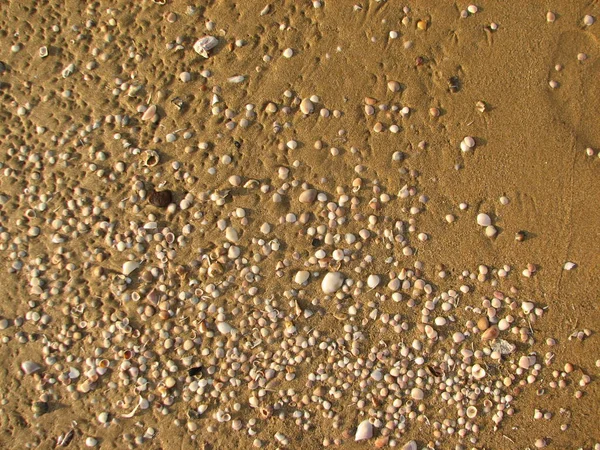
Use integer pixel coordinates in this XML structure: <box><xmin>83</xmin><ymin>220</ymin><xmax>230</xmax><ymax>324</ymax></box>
<box><xmin>197</xmin><ymin>404</ymin><xmax>208</xmax><ymax>415</ymax></box>
<box><xmin>402</xmin><ymin>440</ymin><xmax>417</xmax><ymax>450</ymax></box>
<box><xmin>367</xmin><ymin>274</ymin><xmax>380</xmax><ymax>289</ymax></box>
<box><xmin>294</xmin><ymin>270</ymin><xmax>310</xmax><ymax>285</ymax></box>
<box><xmin>143</xmin><ymin>150</ymin><xmax>160</xmax><ymax>167</ymax></box>
<box><xmin>260</xmin><ymin>4</ymin><xmax>271</xmax><ymax>15</ymax></box>
<box><xmin>122</xmin><ymin>261</ymin><xmax>140</xmax><ymax>276</ymax></box>
<box><xmin>355</xmin><ymin>419</ymin><xmax>373</xmax><ymax>441</ymax></box>
<box><xmin>144</xmin><ymin>222</ymin><xmax>158</xmax><ymax>229</ymax></box>
<box><xmin>463</xmin><ymin>136</ymin><xmax>475</xmax><ymax>148</ymax></box>
<box><xmin>299</xmin><ymin>189</ymin><xmax>317</xmax><ymax>203</ymax></box>
<box><xmin>97</xmin><ymin>412</ymin><xmax>109</xmax><ymax>424</ymax></box>
<box><xmin>521</xmin><ymin>301</ymin><xmax>535</xmax><ymax>314</ymax></box>
<box><xmin>21</xmin><ymin>361</ymin><xmax>42</xmax><ymax>375</ymax></box>
<box><xmin>410</xmin><ymin>387</ymin><xmax>424</xmax><ymax>400</ymax></box>
<box><xmin>141</xmin><ymin>104</ymin><xmax>157</xmax><ymax>121</ymax></box>
<box><xmin>321</xmin><ymin>272</ymin><xmax>344</xmax><ymax>294</ymax></box>
<box><xmin>39</xmin><ymin>46</ymin><xmax>48</xmax><ymax>58</ymax></box>
<box><xmin>193</xmin><ymin>36</ymin><xmax>219</xmax><ymax>58</ymax></box>
<box><xmin>472</xmin><ymin>363</ymin><xmax>486</xmax><ymax>379</ymax></box>
<box><xmin>476</xmin><ymin>213</ymin><xmax>491</xmax><ymax>226</ymax></box>
<box><xmin>62</xmin><ymin>63</ymin><xmax>75</xmax><ymax>78</ymax></box>
<box><xmin>216</xmin><ymin>321</ymin><xmax>236</xmax><ymax>335</ymax></box>
<box><xmin>225</xmin><ymin>227</ymin><xmax>239</xmax><ymax>243</ymax></box>
<box><xmin>300</xmin><ymin>98</ymin><xmax>314</xmax><ymax>114</ymax></box>
<box><xmin>519</xmin><ymin>355</ymin><xmax>536</xmax><ymax>369</ymax></box>
<box><xmin>68</xmin><ymin>367</ymin><xmax>80</xmax><ymax>379</ymax></box>
<box><xmin>563</xmin><ymin>261</ymin><xmax>577</xmax><ymax>270</ymax></box>
<box><xmin>227</xmin><ymin>75</ymin><xmax>246</xmax><ymax>83</ymax></box>
<box><xmin>491</xmin><ymin>339</ymin><xmax>516</xmax><ymax>355</ymax></box>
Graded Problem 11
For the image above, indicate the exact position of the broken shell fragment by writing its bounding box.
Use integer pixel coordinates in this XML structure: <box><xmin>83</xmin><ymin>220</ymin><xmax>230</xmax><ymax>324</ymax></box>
<box><xmin>122</xmin><ymin>261</ymin><xmax>140</xmax><ymax>276</ymax></box>
<box><xmin>21</xmin><ymin>361</ymin><xmax>42</xmax><ymax>375</ymax></box>
<box><xmin>39</xmin><ymin>46</ymin><xmax>48</xmax><ymax>58</ymax></box>
<box><xmin>193</xmin><ymin>36</ymin><xmax>219</xmax><ymax>58</ymax></box>
<box><xmin>143</xmin><ymin>150</ymin><xmax>160</xmax><ymax>167</ymax></box>
<box><xmin>141</xmin><ymin>104</ymin><xmax>157</xmax><ymax>121</ymax></box>
<box><xmin>355</xmin><ymin>419</ymin><xmax>373</xmax><ymax>441</ymax></box>
<box><xmin>227</xmin><ymin>75</ymin><xmax>246</xmax><ymax>83</ymax></box>
<box><xmin>481</xmin><ymin>325</ymin><xmax>499</xmax><ymax>341</ymax></box>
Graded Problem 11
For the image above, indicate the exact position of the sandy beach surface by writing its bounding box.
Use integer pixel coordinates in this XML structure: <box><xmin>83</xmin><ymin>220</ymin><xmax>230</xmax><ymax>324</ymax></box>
<box><xmin>0</xmin><ymin>1</ymin><xmax>599</xmax><ymax>449</ymax></box>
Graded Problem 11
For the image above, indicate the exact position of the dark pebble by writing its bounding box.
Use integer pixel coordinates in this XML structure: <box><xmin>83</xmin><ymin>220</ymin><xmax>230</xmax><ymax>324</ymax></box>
<box><xmin>149</xmin><ymin>189</ymin><xmax>172</xmax><ymax>208</ymax></box>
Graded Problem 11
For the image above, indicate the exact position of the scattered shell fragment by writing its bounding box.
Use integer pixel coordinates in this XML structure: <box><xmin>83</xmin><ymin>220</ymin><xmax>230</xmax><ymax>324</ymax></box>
<box><xmin>355</xmin><ymin>419</ymin><xmax>373</xmax><ymax>441</ymax></box>
<box><xmin>193</xmin><ymin>36</ymin><xmax>219</xmax><ymax>58</ymax></box>
<box><xmin>142</xmin><ymin>104</ymin><xmax>157</xmax><ymax>121</ymax></box>
<box><xmin>39</xmin><ymin>46</ymin><xmax>48</xmax><ymax>58</ymax></box>
<box><xmin>21</xmin><ymin>361</ymin><xmax>42</xmax><ymax>375</ymax></box>
<box><xmin>122</xmin><ymin>261</ymin><xmax>140</xmax><ymax>276</ymax></box>
<box><xmin>563</xmin><ymin>261</ymin><xmax>577</xmax><ymax>270</ymax></box>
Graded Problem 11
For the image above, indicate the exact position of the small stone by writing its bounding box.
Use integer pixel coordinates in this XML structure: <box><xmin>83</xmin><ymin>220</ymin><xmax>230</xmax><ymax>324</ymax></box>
<box><xmin>321</xmin><ymin>272</ymin><xmax>344</xmax><ymax>294</ymax></box>
<box><xmin>149</xmin><ymin>189</ymin><xmax>173</xmax><ymax>208</ymax></box>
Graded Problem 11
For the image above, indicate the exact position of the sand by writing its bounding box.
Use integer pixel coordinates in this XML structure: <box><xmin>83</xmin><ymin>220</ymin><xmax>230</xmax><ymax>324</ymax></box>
<box><xmin>0</xmin><ymin>1</ymin><xmax>599</xmax><ymax>449</ymax></box>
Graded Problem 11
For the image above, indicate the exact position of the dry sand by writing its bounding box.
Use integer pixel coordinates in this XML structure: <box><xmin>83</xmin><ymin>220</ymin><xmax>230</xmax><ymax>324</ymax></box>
<box><xmin>0</xmin><ymin>1</ymin><xmax>599</xmax><ymax>449</ymax></box>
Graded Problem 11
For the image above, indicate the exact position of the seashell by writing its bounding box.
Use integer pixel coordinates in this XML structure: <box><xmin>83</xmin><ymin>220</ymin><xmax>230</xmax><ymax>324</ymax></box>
<box><xmin>216</xmin><ymin>321</ymin><xmax>236</xmax><ymax>335</ymax></box>
<box><xmin>471</xmin><ymin>363</ymin><xmax>486</xmax><ymax>380</ymax></box>
<box><xmin>300</xmin><ymin>98</ymin><xmax>314</xmax><ymax>114</ymax></box>
<box><xmin>491</xmin><ymin>339</ymin><xmax>516</xmax><ymax>355</ymax></box>
<box><xmin>355</xmin><ymin>419</ymin><xmax>373</xmax><ymax>441</ymax></box>
<box><xmin>294</xmin><ymin>270</ymin><xmax>310</xmax><ymax>285</ymax></box>
<box><xmin>141</xmin><ymin>104</ymin><xmax>157</xmax><ymax>121</ymax></box>
<box><xmin>68</xmin><ymin>367</ymin><xmax>80</xmax><ymax>379</ymax></box>
<box><xmin>563</xmin><ymin>261</ymin><xmax>577</xmax><ymax>270</ymax></box>
<box><xmin>476</xmin><ymin>213</ymin><xmax>491</xmax><ymax>226</ymax></box>
<box><xmin>299</xmin><ymin>189</ymin><xmax>317</xmax><ymax>204</ymax></box>
<box><xmin>128</xmin><ymin>84</ymin><xmax>142</xmax><ymax>97</ymax></box>
<box><xmin>215</xmin><ymin>410</ymin><xmax>231</xmax><ymax>422</ymax></box>
<box><xmin>193</xmin><ymin>36</ymin><xmax>219</xmax><ymax>58</ymax></box>
<box><xmin>122</xmin><ymin>261</ymin><xmax>140</xmax><ymax>276</ymax></box>
<box><xmin>21</xmin><ymin>361</ymin><xmax>42</xmax><ymax>375</ymax></box>
<box><xmin>466</xmin><ymin>406</ymin><xmax>478</xmax><ymax>418</ymax></box>
<box><xmin>481</xmin><ymin>325</ymin><xmax>499</xmax><ymax>341</ymax></box>
<box><xmin>197</xmin><ymin>404</ymin><xmax>208</xmax><ymax>415</ymax></box>
<box><xmin>225</xmin><ymin>227</ymin><xmax>239</xmax><ymax>243</ymax></box>
<box><xmin>143</xmin><ymin>149</ymin><xmax>160</xmax><ymax>167</ymax></box>
<box><xmin>61</xmin><ymin>63</ymin><xmax>75</xmax><ymax>78</ymax></box>
<box><xmin>39</xmin><ymin>46</ymin><xmax>48</xmax><ymax>58</ymax></box>
<box><xmin>367</xmin><ymin>274</ymin><xmax>381</xmax><ymax>289</ymax></box>
<box><xmin>402</xmin><ymin>441</ymin><xmax>417</xmax><ymax>450</ymax></box>
<box><xmin>227</xmin><ymin>75</ymin><xmax>246</xmax><ymax>83</ymax></box>
<box><xmin>321</xmin><ymin>272</ymin><xmax>344</xmax><ymax>294</ymax></box>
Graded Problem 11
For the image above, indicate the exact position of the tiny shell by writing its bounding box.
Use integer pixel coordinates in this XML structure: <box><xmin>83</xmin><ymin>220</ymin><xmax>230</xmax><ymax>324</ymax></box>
<box><xmin>62</xmin><ymin>63</ymin><xmax>75</xmax><ymax>78</ymax></box>
<box><xmin>355</xmin><ymin>419</ymin><xmax>373</xmax><ymax>441</ymax></box>
<box><xmin>300</xmin><ymin>98</ymin><xmax>314</xmax><ymax>114</ymax></box>
<box><xmin>367</xmin><ymin>274</ymin><xmax>381</xmax><ymax>288</ymax></box>
<box><xmin>122</xmin><ymin>261</ymin><xmax>140</xmax><ymax>276</ymax></box>
<box><xmin>21</xmin><ymin>361</ymin><xmax>42</xmax><ymax>375</ymax></box>
<box><xmin>216</xmin><ymin>321</ymin><xmax>236</xmax><ymax>335</ymax></box>
<box><xmin>39</xmin><ymin>46</ymin><xmax>48</xmax><ymax>58</ymax></box>
<box><xmin>227</xmin><ymin>75</ymin><xmax>246</xmax><ymax>83</ymax></box>
<box><xmin>321</xmin><ymin>272</ymin><xmax>344</xmax><ymax>294</ymax></box>
<box><xmin>299</xmin><ymin>189</ymin><xmax>317</xmax><ymax>203</ymax></box>
<box><xmin>294</xmin><ymin>270</ymin><xmax>310</xmax><ymax>285</ymax></box>
<box><xmin>402</xmin><ymin>441</ymin><xmax>417</xmax><ymax>450</ymax></box>
<box><xmin>143</xmin><ymin>150</ymin><xmax>160</xmax><ymax>167</ymax></box>
<box><xmin>476</xmin><ymin>213</ymin><xmax>491</xmax><ymax>226</ymax></box>
<box><xmin>563</xmin><ymin>261</ymin><xmax>577</xmax><ymax>270</ymax></box>
<box><xmin>481</xmin><ymin>325</ymin><xmax>499</xmax><ymax>341</ymax></box>
<box><xmin>193</xmin><ymin>36</ymin><xmax>219</xmax><ymax>58</ymax></box>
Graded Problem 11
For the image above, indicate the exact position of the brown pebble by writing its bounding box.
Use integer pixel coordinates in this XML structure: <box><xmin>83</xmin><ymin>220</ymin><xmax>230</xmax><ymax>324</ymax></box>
<box><xmin>149</xmin><ymin>189</ymin><xmax>173</xmax><ymax>208</ymax></box>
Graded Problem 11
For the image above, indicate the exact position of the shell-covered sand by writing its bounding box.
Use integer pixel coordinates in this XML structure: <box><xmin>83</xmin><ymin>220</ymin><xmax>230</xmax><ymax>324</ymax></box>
<box><xmin>0</xmin><ymin>1</ymin><xmax>599</xmax><ymax>449</ymax></box>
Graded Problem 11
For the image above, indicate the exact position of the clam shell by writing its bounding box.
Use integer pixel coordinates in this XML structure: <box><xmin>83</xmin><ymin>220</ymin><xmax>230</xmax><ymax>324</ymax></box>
<box><xmin>21</xmin><ymin>361</ymin><xmax>42</xmax><ymax>375</ymax></box>
<box><xmin>321</xmin><ymin>272</ymin><xmax>344</xmax><ymax>294</ymax></box>
<box><xmin>216</xmin><ymin>321</ymin><xmax>236</xmax><ymax>335</ymax></box>
<box><xmin>294</xmin><ymin>270</ymin><xmax>310</xmax><ymax>285</ymax></box>
<box><xmin>355</xmin><ymin>419</ymin><xmax>373</xmax><ymax>441</ymax></box>
<box><xmin>481</xmin><ymin>325</ymin><xmax>499</xmax><ymax>341</ymax></box>
<box><xmin>299</xmin><ymin>189</ymin><xmax>317</xmax><ymax>204</ymax></box>
<box><xmin>300</xmin><ymin>98</ymin><xmax>314</xmax><ymax>114</ymax></box>
<box><xmin>193</xmin><ymin>36</ymin><xmax>218</xmax><ymax>58</ymax></box>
